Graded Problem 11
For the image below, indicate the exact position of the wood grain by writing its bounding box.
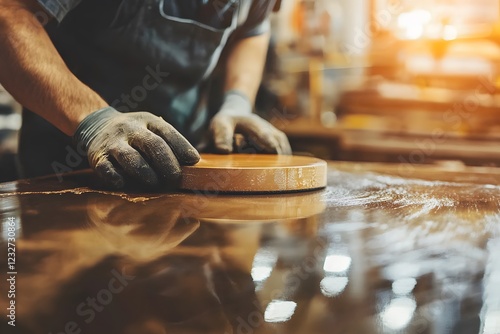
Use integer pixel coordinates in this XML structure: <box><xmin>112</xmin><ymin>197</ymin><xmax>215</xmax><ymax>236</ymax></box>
<box><xmin>181</xmin><ymin>154</ymin><xmax>327</xmax><ymax>193</ymax></box>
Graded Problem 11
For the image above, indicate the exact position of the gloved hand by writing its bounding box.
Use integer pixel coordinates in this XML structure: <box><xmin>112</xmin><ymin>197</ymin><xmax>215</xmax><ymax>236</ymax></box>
<box><xmin>74</xmin><ymin>107</ymin><xmax>200</xmax><ymax>189</ymax></box>
<box><xmin>209</xmin><ymin>91</ymin><xmax>292</xmax><ymax>155</ymax></box>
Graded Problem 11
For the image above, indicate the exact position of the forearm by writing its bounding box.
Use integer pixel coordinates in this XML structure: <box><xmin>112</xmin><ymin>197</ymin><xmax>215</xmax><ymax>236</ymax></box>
<box><xmin>0</xmin><ymin>1</ymin><xmax>107</xmax><ymax>136</ymax></box>
<box><xmin>224</xmin><ymin>32</ymin><xmax>270</xmax><ymax>104</ymax></box>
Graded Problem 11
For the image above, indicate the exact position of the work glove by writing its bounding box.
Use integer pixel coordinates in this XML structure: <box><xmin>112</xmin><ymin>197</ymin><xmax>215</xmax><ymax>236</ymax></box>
<box><xmin>209</xmin><ymin>91</ymin><xmax>292</xmax><ymax>155</ymax></box>
<box><xmin>74</xmin><ymin>107</ymin><xmax>200</xmax><ymax>189</ymax></box>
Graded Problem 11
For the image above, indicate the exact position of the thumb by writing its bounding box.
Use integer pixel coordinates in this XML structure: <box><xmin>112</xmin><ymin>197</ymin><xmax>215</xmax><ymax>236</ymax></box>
<box><xmin>210</xmin><ymin>116</ymin><xmax>235</xmax><ymax>153</ymax></box>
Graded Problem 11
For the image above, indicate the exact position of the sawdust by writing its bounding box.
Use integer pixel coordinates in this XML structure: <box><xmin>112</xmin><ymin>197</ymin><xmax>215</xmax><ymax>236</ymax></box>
<box><xmin>0</xmin><ymin>187</ymin><xmax>162</xmax><ymax>203</ymax></box>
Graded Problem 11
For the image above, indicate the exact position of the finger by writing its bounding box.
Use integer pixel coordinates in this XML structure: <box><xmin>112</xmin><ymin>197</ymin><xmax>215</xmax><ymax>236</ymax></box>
<box><xmin>276</xmin><ymin>131</ymin><xmax>292</xmax><ymax>155</ymax></box>
<box><xmin>210</xmin><ymin>116</ymin><xmax>235</xmax><ymax>154</ymax></box>
<box><xmin>110</xmin><ymin>145</ymin><xmax>159</xmax><ymax>188</ymax></box>
<box><xmin>93</xmin><ymin>156</ymin><xmax>125</xmax><ymax>189</ymax></box>
<box><xmin>236</xmin><ymin>120</ymin><xmax>281</xmax><ymax>154</ymax></box>
<box><xmin>147</xmin><ymin>120</ymin><xmax>200</xmax><ymax>165</ymax></box>
<box><xmin>129</xmin><ymin>132</ymin><xmax>182</xmax><ymax>184</ymax></box>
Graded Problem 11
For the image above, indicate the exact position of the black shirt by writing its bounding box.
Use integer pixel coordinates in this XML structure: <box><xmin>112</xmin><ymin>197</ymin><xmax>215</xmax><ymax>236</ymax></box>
<box><xmin>38</xmin><ymin>0</ymin><xmax>276</xmax><ymax>38</ymax></box>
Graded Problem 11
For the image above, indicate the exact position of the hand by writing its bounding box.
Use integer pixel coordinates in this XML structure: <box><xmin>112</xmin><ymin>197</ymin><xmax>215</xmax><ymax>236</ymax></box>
<box><xmin>74</xmin><ymin>107</ymin><xmax>200</xmax><ymax>189</ymax></box>
<box><xmin>87</xmin><ymin>196</ymin><xmax>200</xmax><ymax>259</ymax></box>
<box><xmin>209</xmin><ymin>91</ymin><xmax>292</xmax><ymax>155</ymax></box>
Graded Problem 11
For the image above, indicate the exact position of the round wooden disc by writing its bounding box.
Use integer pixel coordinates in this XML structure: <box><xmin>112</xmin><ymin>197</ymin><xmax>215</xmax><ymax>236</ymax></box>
<box><xmin>181</xmin><ymin>154</ymin><xmax>327</xmax><ymax>193</ymax></box>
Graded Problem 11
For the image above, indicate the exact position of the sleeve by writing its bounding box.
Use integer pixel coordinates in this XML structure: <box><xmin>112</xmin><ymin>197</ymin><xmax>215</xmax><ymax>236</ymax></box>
<box><xmin>36</xmin><ymin>0</ymin><xmax>82</xmax><ymax>22</ymax></box>
<box><xmin>236</xmin><ymin>0</ymin><xmax>277</xmax><ymax>38</ymax></box>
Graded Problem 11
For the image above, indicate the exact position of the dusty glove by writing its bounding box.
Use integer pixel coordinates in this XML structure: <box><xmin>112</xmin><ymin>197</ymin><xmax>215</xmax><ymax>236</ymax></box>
<box><xmin>209</xmin><ymin>91</ymin><xmax>292</xmax><ymax>155</ymax></box>
<box><xmin>74</xmin><ymin>107</ymin><xmax>200</xmax><ymax>189</ymax></box>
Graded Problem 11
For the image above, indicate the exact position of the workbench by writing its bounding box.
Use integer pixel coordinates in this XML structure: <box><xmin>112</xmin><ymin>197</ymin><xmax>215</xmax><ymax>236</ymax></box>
<box><xmin>1</xmin><ymin>162</ymin><xmax>499</xmax><ymax>334</ymax></box>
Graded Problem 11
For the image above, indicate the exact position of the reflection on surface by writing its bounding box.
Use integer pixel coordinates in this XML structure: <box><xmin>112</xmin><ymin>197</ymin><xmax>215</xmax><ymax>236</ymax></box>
<box><xmin>480</xmin><ymin>239</ymin><xmax>500</xmax><ymax>334</ymax></box>
<box><xmin>381</xmin><ymin>297</ymin><xmax>417</xmax><ymax>331</ymax></box>
<box><xmin>392</xmin><ymin>278</ymin><xmax>418</xmax><ymax>295</ymax></box>
<box><xmin>320</xmin><ymin>276</ymin><xmax>349</xmax><ymax>297</ymax></box>
<box><xmin>0</xmin><ymin>163</ymin><xmax>499</xmax><ymax>333</ymax></box>
<box><xmin>264</xmin><ymin>300</ymin><xmax>298</xmax><ymax>323</ymax></box>
<box><xmin>86</xmin><ymin>195</ymin><xmax>200</xmax><ymax>260</ymax></box>
<box><xmin>323</xmin><ymin>254</ymin><xmax>352</xmax><ymax>273</ymax></box>
<box><xmin>251</xmin><ymin>247</ymin><xmax>278</xmax><ymax>285</ymax></box>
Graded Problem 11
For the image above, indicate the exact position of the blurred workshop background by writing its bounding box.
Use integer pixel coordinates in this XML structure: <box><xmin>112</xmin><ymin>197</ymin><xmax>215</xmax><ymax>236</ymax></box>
<box><xmin>3</xmin><ymin>0</ymin><xmax>500</xmax><ymax>182</ymax></box>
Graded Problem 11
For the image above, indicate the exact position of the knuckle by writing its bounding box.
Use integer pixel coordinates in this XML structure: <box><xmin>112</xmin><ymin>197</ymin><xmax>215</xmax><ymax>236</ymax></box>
<box><xmin>250</xmin><ymin>114</ymin><xmax>266</xmax><ymax>123</ymax></box>
<box><xmin>111</xmin><ymin>123</ymin><xmax>130</xmax><ymax>136</ymax></box>
<box><xmin>134</xmin><ymin>111</ymin><xmax>151</xmax><ymax>120</ymax></box>
<box><xmin>132</xmin><ymin>132</ymin><xmax>158</xmax><ymax>146</ymax></box>
<box><xmin>156</xmin><ymin>122</ymin><xmax>176</xmax><ymax>135</ymax></box>
<box><xmin>278</xmin><ymin>131</ymin><xmax>289</xmax><ymax>141</ymax></box>
<box><xmin>275</xmin><ymin>129</ymin><xmax>286</xmax><ymax>136</ymax></box>
<box><xmin>144</xmin><ymin>136</ymin><xmax>163</xmax><ymax>148</ymax></box>
<box><xmin>210</xmin><ymin>119</ymin><xmax>224</xmax><ymax>130</ymax></box>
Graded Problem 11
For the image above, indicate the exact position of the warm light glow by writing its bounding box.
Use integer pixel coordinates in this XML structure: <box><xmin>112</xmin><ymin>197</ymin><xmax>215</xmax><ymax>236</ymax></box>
<box><xmin>405</xmin><ymin>25</ymin><xmax>424</xmax><ymax>40</ymax></box>
<box><xmin>320</xmin><ymin>276</ymin><xmax>349</xmax><ymax>297</ymax></box>
<box><xmin>251</xmin><ymin>266</ymin><xmax>273</xmax><ymax>282</ymax></box>
<box><xmin>251</xmin><ymin>248</ymin><xmax>277</xmax><ymax>283</ymax></box>
<box><xmin>381</xmin><ymin>297</ymin><xmax>417</xmax><ymax>330</ymax></box>
<box><xmin>392</xmin><ymin>278</ymin><xmax>417</xmax><ymax>295</ymax></box>
<box><xmin>443</xmin><ymin>25</ymin><xmax>458</xmax><ymax>40</ymax></box>
<box><xmin>323</xmin><ymin>255</ymin><xmax>352</xmax><ymax>273</ymax></box>
<box><xmin>264</xmin><ymin>300</ymin><xmax>297</xmax><ymax>323</ymax></box>
<box><xmin>397</xmin><ymin>10</ymin><xmax>432</xmax><ymax>40</ymax></box>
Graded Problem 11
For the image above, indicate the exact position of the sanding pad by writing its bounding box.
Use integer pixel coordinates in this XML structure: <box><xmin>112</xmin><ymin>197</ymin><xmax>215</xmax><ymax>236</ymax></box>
<box><xmin>181</xmin><ymin>154</ymin><xmax>327</xmax><ymax>193</ymax></box>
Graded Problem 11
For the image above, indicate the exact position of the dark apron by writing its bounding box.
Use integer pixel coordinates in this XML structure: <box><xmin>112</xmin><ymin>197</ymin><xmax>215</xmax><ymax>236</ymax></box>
<box><xmin>19</xmin><ymin>0</ymin><xmax>245</xmax><ymax>177</ymax></box>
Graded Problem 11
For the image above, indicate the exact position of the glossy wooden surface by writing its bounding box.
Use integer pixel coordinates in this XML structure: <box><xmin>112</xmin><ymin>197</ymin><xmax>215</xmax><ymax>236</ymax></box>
<box><xmin>181</xmin><ymin>154</ymin><xmax>327</xmax><ymax>193</ymax></box>
<box><xmin>1</xmin><ymin>162</ymin><xmax>500</xmax><ymax>334</ymax></box>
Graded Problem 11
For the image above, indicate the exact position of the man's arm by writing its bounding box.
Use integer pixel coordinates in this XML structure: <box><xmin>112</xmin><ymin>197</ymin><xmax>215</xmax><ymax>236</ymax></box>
<box><xmin>210</xmin><ymin>32</ymin><xmax>291</xmax><ymax>155</ymax></box>
<box><xmin>0</xmin><ymin>0</ymin><xmax>107</xmax><ymax>135</ymax></box>
<box><xmin>224</xmin><ymin>32</ymin><xmax>270</xmax><ymax>103</ymax></box>
<box><xmin>0</xmin><ymin>0</ymin><xmax>199</xmax><ymax>189</ymax></box>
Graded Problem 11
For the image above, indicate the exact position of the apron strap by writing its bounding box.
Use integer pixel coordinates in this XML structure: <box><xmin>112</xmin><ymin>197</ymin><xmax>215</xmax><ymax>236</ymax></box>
<box><xmin>237</xmin><ymin>0</ymin><xmax>252</xmax><ymax>26</ymax></box>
